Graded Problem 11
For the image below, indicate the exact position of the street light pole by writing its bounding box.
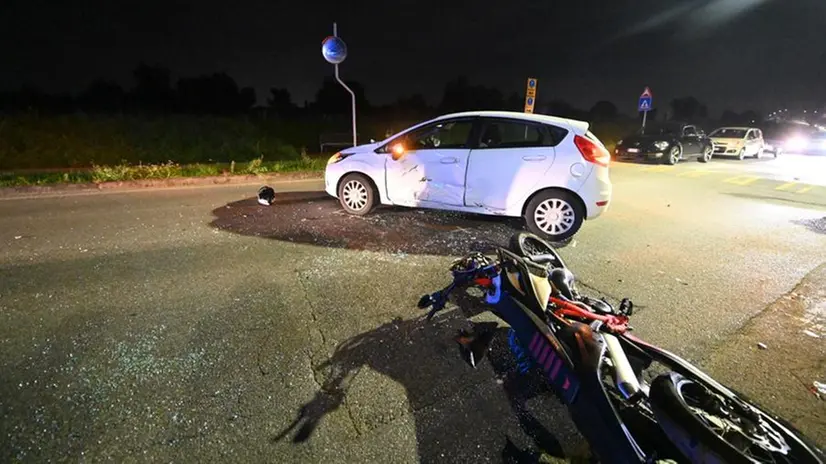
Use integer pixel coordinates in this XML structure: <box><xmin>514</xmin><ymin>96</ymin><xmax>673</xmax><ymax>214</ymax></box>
<box><xmin>332</xmin><ymin>23</ymin><xmax>357</xmax><ymax>147</ymax></box>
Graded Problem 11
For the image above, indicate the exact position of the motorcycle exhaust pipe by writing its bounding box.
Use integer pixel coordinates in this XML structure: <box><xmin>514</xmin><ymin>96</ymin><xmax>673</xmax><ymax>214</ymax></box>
<box><xmin>603</xmin><ymin>333</ymin><xmax>642</xmax><ymax>400</ymax></box>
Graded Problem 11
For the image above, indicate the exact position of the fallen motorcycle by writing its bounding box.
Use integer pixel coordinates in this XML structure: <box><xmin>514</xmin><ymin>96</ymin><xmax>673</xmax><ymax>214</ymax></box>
<box><xmin>418</xmin><ymin>232</ymin><xmax>824</xmax><ymax>463</ymax></box>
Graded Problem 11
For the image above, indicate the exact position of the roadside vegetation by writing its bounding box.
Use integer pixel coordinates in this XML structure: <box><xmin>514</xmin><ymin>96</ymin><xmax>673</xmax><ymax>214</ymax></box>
<box><xmin>0</xmin><ymin>114</ymin><xmax>329</xmax><ymax>187</ymax></box>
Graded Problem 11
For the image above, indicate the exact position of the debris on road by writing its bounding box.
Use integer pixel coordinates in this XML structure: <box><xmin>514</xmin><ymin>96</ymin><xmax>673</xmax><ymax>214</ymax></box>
<box><xmin>812</xmin><ymin>381</ymin><xmax>826</xmax><ymax>399</ymax></box>
<box><xmin>675</xmin><ymin>277</ymin><xmax>689</xmax><ymax>286</ymax></box>
<box><xmin>14</xmin><ymin>235</ymin><xmax>22</xmax><ymax>239</ymax></box>
<box><xmin>802</xmin><ymin>329</ymin><xmax>821</xmax><ymax>338</ymax></box>
<box><xmin>258</xmin><ymin>185</ymin><xmax>276</xmax><ymax>206</ymax></box>
<box><xmin>757</xmin><ymin>342</ymin><xmax>768</xmax><ymax>350</ymax></box>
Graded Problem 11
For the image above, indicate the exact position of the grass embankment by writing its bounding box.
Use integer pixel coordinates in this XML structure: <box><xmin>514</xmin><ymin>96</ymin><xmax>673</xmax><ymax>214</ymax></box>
<box><xmin>0</xmin><ymin>114</ymin><xmax>329</xmax><ymax>187</ymax></box>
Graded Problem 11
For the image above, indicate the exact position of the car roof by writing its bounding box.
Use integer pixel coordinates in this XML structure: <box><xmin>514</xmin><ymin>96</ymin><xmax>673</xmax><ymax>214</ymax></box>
<box><xmin>433</xmin><ymin>110</ymin><xmax>590</xmax><ymax>133</ymax></box>
<box><xmin>713</xmin><ymin>126</ymin><xmax>755</xmax><ymax>131</ymax></box>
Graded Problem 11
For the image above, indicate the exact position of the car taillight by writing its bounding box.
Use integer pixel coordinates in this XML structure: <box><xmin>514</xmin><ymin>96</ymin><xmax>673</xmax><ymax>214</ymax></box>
<box><xmin>574</xmin><ymin>134</ymin><xmax>610</xmax><ymax>167</ymax></box>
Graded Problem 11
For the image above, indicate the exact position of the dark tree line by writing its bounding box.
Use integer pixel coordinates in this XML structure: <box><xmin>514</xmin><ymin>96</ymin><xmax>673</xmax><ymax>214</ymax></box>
<box><xmin>0</xmin><ymin>63</ymin><xmax>763</xmax><ymax>126</ymax></box>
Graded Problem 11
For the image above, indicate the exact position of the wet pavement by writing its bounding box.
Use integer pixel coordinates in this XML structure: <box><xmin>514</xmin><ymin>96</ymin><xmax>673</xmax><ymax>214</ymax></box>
<box><xmin>2</xmin><ymin>162</ymin><xmax>826</xmax><ymax>462</ymax></box>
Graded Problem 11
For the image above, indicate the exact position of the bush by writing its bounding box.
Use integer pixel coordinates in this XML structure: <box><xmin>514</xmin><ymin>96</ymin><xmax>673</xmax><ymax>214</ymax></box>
<box><xmin>0</xmin><ymin>114</ymin><xmax>301</xmax><ymax>170</ymax></box>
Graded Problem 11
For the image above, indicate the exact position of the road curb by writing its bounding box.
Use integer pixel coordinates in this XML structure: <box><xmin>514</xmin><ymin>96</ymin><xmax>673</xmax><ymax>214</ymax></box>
<box><xmin>0</xmin><ymin>171</ymin><xmax>324</xmax><ymax>199</ymax></box>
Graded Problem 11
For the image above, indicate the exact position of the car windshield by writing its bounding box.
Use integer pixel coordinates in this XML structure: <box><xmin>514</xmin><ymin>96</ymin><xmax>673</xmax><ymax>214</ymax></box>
<box><xmin>638</xmin><ymin>124</ymin><xmax>680</xmax><ymax>135</ymax></box>
<box><xmin>710</xmin><ymin>128</ymin><xmax>747</xmax><ymax>138</ymax></box>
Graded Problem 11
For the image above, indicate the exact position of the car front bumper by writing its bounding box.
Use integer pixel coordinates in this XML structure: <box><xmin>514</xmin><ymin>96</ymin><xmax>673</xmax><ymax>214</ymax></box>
<box><xmin>614</xmin><ymin>148</ymin><xmax>665</xmax><ymax>161</ymax></box>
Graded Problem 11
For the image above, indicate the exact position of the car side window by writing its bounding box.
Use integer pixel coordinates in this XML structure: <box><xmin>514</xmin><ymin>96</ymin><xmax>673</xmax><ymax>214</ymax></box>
<box><xmin>683</xmin><ymin>126</ymin><xmax>697</xmax><ymax>136</ymax></box>
<box><xmin>476</xmin><ymin>120</ymin><xmax>549</xmax><ymax>149</ymax></box>
<box><xmin>403</xmin><ymin>120</ymin><xmax>474</xmax><ymax>150</ymax></box>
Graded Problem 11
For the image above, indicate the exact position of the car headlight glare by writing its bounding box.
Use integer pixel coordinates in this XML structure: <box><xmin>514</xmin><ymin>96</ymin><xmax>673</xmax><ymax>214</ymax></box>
<box><xmin>654</xmin><ymin>141</ymin><xmax>669</xmax><ymax>150</ymax></box>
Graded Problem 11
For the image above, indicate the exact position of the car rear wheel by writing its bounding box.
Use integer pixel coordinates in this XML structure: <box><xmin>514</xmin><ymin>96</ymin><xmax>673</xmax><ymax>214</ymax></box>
<box><xmin>338</xmin><ymin>173</ymin><xmax>377</xmax><ymax>216</ymax></box>
<box><xmin>699</xmin><ymin>145</ymin><xmax>712</xmax><ymax>163</ymax></box>
<box><xmin>665</xmin><ymin>145</ymin><xmax>681</xmax><ymax>165</ymax></box>
<box><xmin>524</xmin><ymin>190</ymin><xmax>584</xmax><ymax>242</ymax></box>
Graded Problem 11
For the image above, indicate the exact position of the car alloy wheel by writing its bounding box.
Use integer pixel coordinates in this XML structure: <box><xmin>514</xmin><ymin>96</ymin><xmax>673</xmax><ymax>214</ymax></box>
<box><xmin>343</xmin><ymin>180</ymin><xmax>368</xmax><ymax>210</ymax></box>
<box><xmin>338</xmin><ymin>173</ymin><xmax>377</xmax><ymax>216</ymax></box>
<box><xmin>666</xmin><ymin>146</ymin><xmax>681</xmax><ymax>165</ymax></box>
<box><xmin>534</xmin><ymin>198</ymin><xmax>576</xmax><ymax>237</ymax></box>
<box><xmin>699</xmin><ymin>145</ymin><xmax>712</xmax><ymax>163</ymax></box>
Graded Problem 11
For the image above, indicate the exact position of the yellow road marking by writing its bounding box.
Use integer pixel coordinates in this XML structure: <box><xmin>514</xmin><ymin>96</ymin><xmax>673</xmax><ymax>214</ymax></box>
<box><xmin>642</xmin><ymin>165</ymin><xmax>676</xmax><ymax>173</ymax></box>
<box><xmin>723</xmin><ymin>175</ymin><xmax>760</xmax><ymax>186</ymax></box>
<box><xmin>676</xmin><ymin>169</ymin><xmax>713</xmax><ymax>178</ymax></box>
<box><xmin>775</xmin><ymin>181</ymin><xmax>798</xmax><ymax>191</ymax></box>
<box><xmin>797</xmin><ymin>185</ymin><xmax>814</xmax><ymax>194</ymax></box>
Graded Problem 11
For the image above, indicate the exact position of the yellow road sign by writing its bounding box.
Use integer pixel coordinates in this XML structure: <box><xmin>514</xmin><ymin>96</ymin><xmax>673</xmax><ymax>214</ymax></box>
<box><xmin>524</xmin><ymin>77</ymin><xmax>537</xmax><ymax>114</ymax></box>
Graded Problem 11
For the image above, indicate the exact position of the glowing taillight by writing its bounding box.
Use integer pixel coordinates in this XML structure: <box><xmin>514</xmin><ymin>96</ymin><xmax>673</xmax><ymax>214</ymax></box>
<box><xmin>574</xmin><ymin>134</ymin><xmax>610</xmax><ymax>167</ymax></box>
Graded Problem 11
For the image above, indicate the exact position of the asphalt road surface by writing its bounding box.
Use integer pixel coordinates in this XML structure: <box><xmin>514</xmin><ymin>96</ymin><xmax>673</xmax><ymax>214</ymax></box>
<box><xmin>2</xmin><ymin>155</ymin><xmax>826</xmax><ymax>462</ymax></box>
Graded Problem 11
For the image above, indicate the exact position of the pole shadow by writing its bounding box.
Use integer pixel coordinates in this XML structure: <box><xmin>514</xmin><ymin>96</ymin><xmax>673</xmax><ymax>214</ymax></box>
<box><xmin>209</xmin><ymin>192</ymin><xmax>574</xmax><ymax>256</ymax></box>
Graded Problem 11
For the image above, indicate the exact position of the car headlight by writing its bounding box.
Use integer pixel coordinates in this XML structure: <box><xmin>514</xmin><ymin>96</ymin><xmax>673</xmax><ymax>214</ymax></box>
<box><xmin>786</xmin><ymin>137</ymin><xmax>808</xmax><ymax>151</ymax></box>
<box><xmin>327</xmin><ymin>152</ymin><xmax>344</xmax><ymax>165</ymax></box>
<box><xmin>653</xmin><ymin>141</ymin><xmax>669</xmax><ymax>150</ymax></box>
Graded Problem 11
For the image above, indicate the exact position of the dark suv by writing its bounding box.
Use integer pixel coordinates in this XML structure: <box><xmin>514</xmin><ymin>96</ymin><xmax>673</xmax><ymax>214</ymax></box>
<box><xmin>615</xmin><ymin>122</ymin><xmax>714</xmax><ymax>164</ymax></box>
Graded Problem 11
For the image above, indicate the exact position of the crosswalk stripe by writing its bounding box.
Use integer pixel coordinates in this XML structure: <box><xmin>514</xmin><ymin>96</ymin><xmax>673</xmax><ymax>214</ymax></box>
<box><xmin>775</xmin><ymin>181</ymin><xmax>797</xmax><ymax>191</ymax></box>
<box><xmin>676</xmin><ymin>170</ymin><xmax>713</xmax><ymax>178</ymax></box>
<box><xmin>642</xmin><ymin>165</ymin><xmax>676</xmax><ymax>173</ymax></box>
<box><xmin>723</xmin><ymin>175</ymin><xmax>760</xmax><ymax>186</ymax></box>
<box><xmin>797</xmin><ymin>185</ymin><xmax>814</xmax><ymax>194</ymax></box>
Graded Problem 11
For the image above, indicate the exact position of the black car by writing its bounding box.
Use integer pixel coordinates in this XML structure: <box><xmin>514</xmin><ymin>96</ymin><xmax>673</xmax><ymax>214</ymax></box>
<box><xmin>614</xmin><ymin>122</ymin><xmax>714</xmax><ymax>164</ymax></box>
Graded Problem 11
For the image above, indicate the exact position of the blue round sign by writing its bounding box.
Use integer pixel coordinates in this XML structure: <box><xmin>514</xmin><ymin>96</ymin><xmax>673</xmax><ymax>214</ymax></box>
<box><xmin>527</xmin><ymin>97</ymin><xmax>534</xmax><ymax>105</ymax></box>
<box><xmin>322</xmin><ymin>36</ymin><xmax>348</xmax><ymax>64</ymax></box>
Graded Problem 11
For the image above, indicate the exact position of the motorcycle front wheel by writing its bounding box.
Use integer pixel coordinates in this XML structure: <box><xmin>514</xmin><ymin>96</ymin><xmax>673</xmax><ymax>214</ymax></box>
<box><xmin>649</xmin><ymin>372</ymin><xmax>824</xmax><ymax>464</ymax></box>
<box><xmin>509</xmin><ymin>232</ymin><xmax>567</xmax><ymax>269</ymax></box>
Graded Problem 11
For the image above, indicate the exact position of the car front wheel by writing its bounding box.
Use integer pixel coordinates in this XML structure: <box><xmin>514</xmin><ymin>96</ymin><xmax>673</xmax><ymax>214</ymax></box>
<box><xmin>665</xmin><ymin>145</ymin><xmax>681</xmax><ymax>165</ymax></box>
<box><xmin>737</xmin><ymin>148</ymin><xmax>746</xmax><ymax>160</ymax></box>
<box><xmin>338</xmin><ymin>173</ymin><xmax>377</xmax><ymax>216</ymax></box>
<box><xmin>524</xmin><ymin>190</ymin><xmax>584</xmax><ymax>242</ymax></box>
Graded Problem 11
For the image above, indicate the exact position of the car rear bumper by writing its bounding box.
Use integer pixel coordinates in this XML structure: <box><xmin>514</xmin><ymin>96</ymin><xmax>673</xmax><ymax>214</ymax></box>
<box><xmin>578</xmin><ymin>166</ymin><xmax>611</xmax><ymax>219</ymax></box>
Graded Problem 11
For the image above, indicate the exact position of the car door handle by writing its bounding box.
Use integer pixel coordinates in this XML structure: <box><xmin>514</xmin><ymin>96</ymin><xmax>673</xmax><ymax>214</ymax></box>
<box><xmin>440</xmin><ymin>157</ymin><xmax>458</xmax><ymax>164</ymax></box>
<box><xmin>522</xmin><ymin>155</ymin><xmax>547</xmax><ymax>161</ymax></box>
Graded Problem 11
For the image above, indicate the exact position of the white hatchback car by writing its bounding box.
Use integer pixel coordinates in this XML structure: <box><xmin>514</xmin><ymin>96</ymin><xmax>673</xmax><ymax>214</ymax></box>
<box><xmin>324</xmin><ymin>111</ymin><xmax>612</xmax><ymax>241</ymax></box>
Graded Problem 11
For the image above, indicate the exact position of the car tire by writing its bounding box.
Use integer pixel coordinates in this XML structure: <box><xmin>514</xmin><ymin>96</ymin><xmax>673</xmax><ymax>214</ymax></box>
<box><xmin>337</xmin><ymin>173</ymin><xmax>377</xmax><ymax>216</ymax></box>
<box><xmin>524</xmin><ymin>190</ymin><xmax>584</xmax><ymax>242</ymax></box>
<box><xmin>665</xmin><ymin>145</ymin><xmax>681</xmax><ymax>165</ymax></box>
<box><xmin>753</xmin><ymin>148</ymin><xmax>762</xmax><ymax>159</ymax></box>
<box><xmin>698</xmin><ymin>145</ymin><xmax>712</xmax><ymax>163</ymax></box>
<box><xmin>737</xmin><ymin>148</ymin><xmax>746</xmax><ymax>160</ymax></box>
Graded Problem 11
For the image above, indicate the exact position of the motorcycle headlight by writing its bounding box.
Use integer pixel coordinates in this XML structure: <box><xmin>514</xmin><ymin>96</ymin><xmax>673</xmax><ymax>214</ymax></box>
<box><xmin>654</xmin><ymin>141</ymin><xmax>669</xmax><ymax>150</ymax></box>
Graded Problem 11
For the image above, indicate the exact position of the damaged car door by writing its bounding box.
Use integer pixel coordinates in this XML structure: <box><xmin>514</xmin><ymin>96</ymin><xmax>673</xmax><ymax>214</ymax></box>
<box><xmin>384</xmin><ymin>118</ymin><xmax>475</xmax><ymax>207</ymax></box>
<box><xmin>464</xmin><ymin>118</ymin><xmax>556</xmax><ymax>212</ymax></box>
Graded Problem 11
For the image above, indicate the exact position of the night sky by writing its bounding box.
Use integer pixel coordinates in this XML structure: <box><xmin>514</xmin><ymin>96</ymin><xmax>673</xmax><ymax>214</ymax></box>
<box><xmin>2</xmin><ymin>0</ymin><xmax>825</xmax><ymax>115</ymax></box>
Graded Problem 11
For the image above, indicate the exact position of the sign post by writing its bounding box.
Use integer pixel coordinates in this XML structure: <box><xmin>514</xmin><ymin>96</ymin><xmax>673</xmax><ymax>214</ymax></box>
<box><xmin>524</xmin><ymin>78</ymin><xmax>538</xmax><ymax>114</ymax></box>
<box><xmin>322</xmin><ymin>23</ymin><xmax>357</xmax><ymax>147</ymax></box>
<box><xmin>638</xmin><ymin>87</ymin><xmax>653</xmax><ymax>132</ymax></box>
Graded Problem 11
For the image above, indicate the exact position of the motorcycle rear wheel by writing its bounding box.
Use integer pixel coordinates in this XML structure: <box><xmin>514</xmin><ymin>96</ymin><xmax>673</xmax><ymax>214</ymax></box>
<box><xmin>649</xmin><ymin>372</ymin><xmax>824</xmax><ymax>464</ymax></box>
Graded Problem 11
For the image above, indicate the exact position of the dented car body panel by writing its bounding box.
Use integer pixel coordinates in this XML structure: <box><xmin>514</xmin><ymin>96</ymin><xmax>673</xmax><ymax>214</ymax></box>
<box><xmin>325</xmin><ymin>111</ymin><xmax>611</xmax><ymax>221</ymax></box>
